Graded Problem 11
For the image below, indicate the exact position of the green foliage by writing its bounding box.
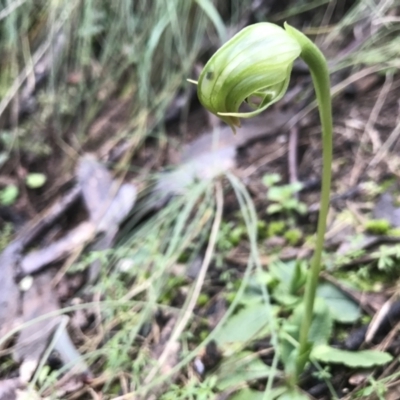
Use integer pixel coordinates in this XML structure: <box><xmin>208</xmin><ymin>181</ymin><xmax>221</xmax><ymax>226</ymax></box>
<box><xmin>316</xmin><ymin>282</ymin><xmax>361</xmax><ymax>323</ymax></box>
<box><xmin>263</xmin><ymin>173</ymin><xmax>282</xmax><ymax>187</ymax></box>
<box><xmin>269</xmin><ymin>260</ymin><xmax>307</xmax><ymax>306</ymax></box>
<box><xmin>215</xmin><ymin>352</ymin><xmax>272</xmax><ymax>391</ymax></box>
<box><xmin>263</xmin><ymin>257</ymin><xmax>377</xmax><ymax>384</ymax></box>
<box><xmin>0</xmin><ymin>185</ymin><xmax>18</xmax><ymax>205</ymax></box>
<box><xmin>268</xmin><ymin>220</ymin><xmax>286</xmax><ymax>237</ymax></box>
<box><xmin>279</xmin><ymin>300</ymin><xmax>333</xmax><ymax>377</ymax></box>
<box><xmin>276</xmin><ymin>389</ymin><xmax>310</xmax><ymax>400</ymax></box>
<box><xmin>1</xmin><ymin>0</ymin><xmax>218</xmax><ymax>159</ymax></box>
<box><xmin>256</xmin><ymin>220</ymin><xmax>269</xmax><ymax>239</ymax></box>
<box><xmin>230</xmin><ymin>388</ymin><xmax>266</xmax><ymax>400</ymax></box>
<box><xmin>284</xmin><ymin>228</ymin><xmax>302</xmax><ymax>246</ymax></box>
<box><xmin>217</xmin><ymin>221</ymin><xmax>246</xmax><ymax>248</ymax></box>
<box><xmin>365</xmin><ymin>219</ymin><xmax>391</xmax><ymax>235</ymax></box>
<box><xmin>264</xmin><ymin>258</ymin><xmax>311</xmax><ymax>313</ymax></box>
<box><xmin>266</xmin><ymin>182</ymin><xmax>307</xmax><ymax>215</ymax></box>
<box><xmin>196</xmin><ymin>293</ymin><xmax>210</xmax><ymax>307</ymax></box>
<box><xmin>312</xmin><ymin>365</ymin><xmax>332</xmax><ymax>381</ymax></box>
<box><xmin>376</xmin><ymin>245</ymin><xmax>400</xmax><ymax>272</ymax></box>
<box><xmin>388</xmin><ymin>227</ymin><xmax>400</xmax><ymax>237</ymax></box>
<box><xmin>0</xmin><ymin>222</ymin><xmax>14</xmax><ymax>251</ymax></box>
<box><xmin>312</xmin><ymin>345</ymin><xmax>393</xmax><ymax>368</ymax></box>
<box><xmin>196</xmin><ymin>238</ymin><xmax>391</xmax><ymax>396</ymax></box>
<box><xmin>26</xmin><ymin>173</ymin><xmax>47</xmax><ymax>189</ymax></box>
<box><xmin>194</xmin><ymin>0</ymin><xmax>227</xmax><ymax>42</ymax></box>
<box><xmin>230</xmin><ymin>387</ymin><xmax>290</xmax><ymax>400</ymax></box>
<box><xmin>214</xmin><ymin>302</ymin><xmax>271</xmax><ymax>353</ymax></box>
<box><xmin>214</xmin><ymin>221</ymin><xmax>245</xmax><ymax>267</ymax></box>
<box><xmin>354</xmin><ymin>377</ymin><xmax>388</xmax><ymax>400</ymax></box>
<box><xmin>334</xmin><ymin>247</ymin><xmax>366</xmax><ymax>268</ymax></box>
<box><xmin>160</xmin><ymin>376</ymin><xmax>217</xmax><ymax>400</ymax></box>
<box><xmin>70</xmin><ymin>250</ymin><xmax>109</xmax><ymax>273</ymax></box>
<box><xmin>0</xmin><ymin>131</ymin><xmax>15</xmax><ymax>168</ymax></box>
<box><xmin>306</xmin><ymin>300</ymin><xmax>334</xmax><ymax>345</ymax></box>
<box><xmin>159</xmin><ymin>275</ymin><xmax>187</xmax><ymax>304</ymax></box>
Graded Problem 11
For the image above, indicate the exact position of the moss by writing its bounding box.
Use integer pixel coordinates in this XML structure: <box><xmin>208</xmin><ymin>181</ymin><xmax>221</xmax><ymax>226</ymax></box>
<box><xmin>228</xmin><ymin>225</ymin><xmax>245</xmax><ymax>246</ymax></box>
<box><xmin>257</xmin><ymin>220</ymin><xmax>268</xmax><ymax>239</ymax></box>
<box><xmin>284</xmin><ymin>228</ymin><xmax>303</xmax><ymax>246</ymax></box>
<box><xmin>197</xmin><ymin>293</ymin><xmax>210</xmax><ymax>307</ymax></box>
<box><xmin>268</xmin><ymin>220</ymin><xmax>286</xmax><ymax>237</ymax></box>
<box><xmin>365</xmin><ymin>219</ymin><xmax>391</xmax><ymax>235</ymax></box>
<box><xmin>388</xmin><ymin>228</ymin><xmax>400</xmax><ymax>237</ymax></box>
<box><xmin>225</xmin><ymin>292</ymin><xmax>236</xmax><ymax>305</ymax></box>
<box><xmin>0</xmin><ymin>223</ymin><xmax>13</xmax><ymax>252</ymax></box>
<box><xmin>199</xmin><ymin>330</ymin><xmax>209</xmax><ymax>342</ymax></box>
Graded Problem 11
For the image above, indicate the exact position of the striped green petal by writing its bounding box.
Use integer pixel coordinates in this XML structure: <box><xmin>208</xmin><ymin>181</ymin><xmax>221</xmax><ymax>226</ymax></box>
<box><xmin>197</xmin><ymin>23</ymin><xmax>301</xmax><ymax>131</ymax></box>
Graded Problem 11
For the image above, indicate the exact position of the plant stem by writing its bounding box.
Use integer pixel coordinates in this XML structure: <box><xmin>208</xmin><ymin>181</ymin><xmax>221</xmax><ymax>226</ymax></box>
<box><xmin>285</xmin><ymin>24</ymin><xmax>333</xmax><ymax>379</ymax></box>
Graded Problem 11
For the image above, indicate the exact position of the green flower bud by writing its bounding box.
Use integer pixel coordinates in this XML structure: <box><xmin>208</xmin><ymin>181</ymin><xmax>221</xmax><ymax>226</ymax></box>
<box><xmin>197</xmin><ymin>23</ymin><xmax>301</xmax><ymax>131</ymax></box>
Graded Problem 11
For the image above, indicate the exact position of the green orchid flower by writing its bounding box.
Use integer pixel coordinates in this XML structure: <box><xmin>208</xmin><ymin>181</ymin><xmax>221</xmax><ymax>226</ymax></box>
<box><xmin>195</xmin><ymin>22</ymin><xmax>334</xmax><ymax>383</ymax></box>
<box><xmin>197</xmin><ymin>23</ymin><xmax>302</xmax><ymax>131</ymax></box>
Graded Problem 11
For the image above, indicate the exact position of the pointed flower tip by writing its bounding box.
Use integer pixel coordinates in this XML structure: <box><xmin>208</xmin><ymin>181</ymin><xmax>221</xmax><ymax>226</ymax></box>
<box><xmin>217</xmin><ymin>112</ymin><xmax>240</xmax><ymax>134</ymax></box>
<box><xmin>230</xmin><ymin>123</ymin><xmax>238</xmax><ymax>135</ymax></box>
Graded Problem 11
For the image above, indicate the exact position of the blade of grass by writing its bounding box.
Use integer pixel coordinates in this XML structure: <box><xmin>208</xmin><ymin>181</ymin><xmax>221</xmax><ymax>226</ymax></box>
<box><xmin>195</xmin><ymin>0</ymin><xmax>227</xmax><ymax>43</ymax></box>
<box><xmin>144</xmin><ymin>182</ymin><xmax>224</xmax><ymax>385</ymax></box>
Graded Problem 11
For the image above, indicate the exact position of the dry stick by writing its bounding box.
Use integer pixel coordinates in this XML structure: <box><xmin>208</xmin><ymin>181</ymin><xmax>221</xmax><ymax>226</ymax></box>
<box><xmin>363</xmin><ymin>71</ymin><xmax>393</xmax><ymax>150</ymax></box>
<box><xmin>287</xmin><ymin>65</ymin><xmax>386</xmax><ymax>130</ymax></box>
<box><xmin>378</xmin><ymin>319</ymin><xmax>400</xmax><ymax>352</ymax></box>
<box><xmin>369</xmin><ymin>102</ymin><xmax>400</xmax><ymax>167</ymax></box>
<box><xmin>142</xmin><ymin>182</ymin><xmax>224</xmax><ymax>388</ymax></box>
<box><xmin>20</xmin><ymin>186</ymin><xmax>81</xmax><ymax>246</ymax></box>
<box><xmin>242</xmin><ymin>145</ymin><xmax>286</xmax><ymax>177</ymax></box>
<box><xmin>349</xmin><ymin>71</ymin><xmax>393</xmax><ymax>185</ymax></box>
<box><xmin>288</xmin><ymin>126</ymin><xmax>299</xmax><ymax>186</ymax></box>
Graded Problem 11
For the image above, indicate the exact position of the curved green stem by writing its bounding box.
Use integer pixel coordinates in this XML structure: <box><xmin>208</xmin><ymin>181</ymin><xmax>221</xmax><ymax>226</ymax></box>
<box><xmin>285</xmin><ymin>24</ymin><xmax>333</xmax><ymax>380</ymax></box>
<box><xmin>195</xmin><ymin>21</ymin><xmax>333</xmax><ymax>385</ymax></box>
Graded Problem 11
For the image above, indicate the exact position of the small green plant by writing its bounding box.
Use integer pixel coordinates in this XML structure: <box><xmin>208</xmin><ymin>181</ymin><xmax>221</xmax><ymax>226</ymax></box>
<box><xmin>284</xmin><ymin>228</ymin><xmax>303</xmax><ymax>246</ymax></box>
<box><xmin>214</xmin><ymin>221</ymin><xmax>246</xmax><ymax>267</ymax></box>
<box><xmin>268</xmin><ymin>220</ymin><xmax>286</xmax><ymax>237</ymax></box>
<box><xmin>365</xmin><ymin>218</ymin><xmax>391</xmax><ymax>235</ymax></box>
<box><xmin>376</xmin><ymin>244</ymin><xmax>400</xmax><ymax>272</ymax></box>
<box><xmin>263</xmin><ymin>172</ymin><xmax>281</xmax><ymax>187</ymax></box>
<box><xmin>26</xmin><ymin>173</ymin><xmax>47</xmax><ymax>189</ymax></box>
<box><xmin>0</xmin><ymin>223</ymin><xmax>14</xmax><ymax>252</ymax></box>
<box><xmin>256</xmin><ymin>220</ymin><xmax>269</xmax><ymax>239</ymax></box>
<box><xmin>197</xmin><ymin>293</ymin><xmax>210</xmax><ymax>307</ymax></box>
<box><xmin>0</xmin><ymin>185</ymin><xmax>19</xmax><ymax>206</ymax></box>
<box><xmin>263</xmin><ymin>174</ymin><xmax>307</xmax><ymax>216</ymax></box>
<box><xmin>267</xmin><ymin>184</ymin><xmax>307</xmax><ymax>215</ymax></box>
<box><xmin>354</xmin><ymin>376</ymin><xmax>387</xmax><ymax>400</ymax></box>
<box><xmin>160</xmin><ymin>376</ymin><xmax>217</xmax><ymax>400</ymax></box>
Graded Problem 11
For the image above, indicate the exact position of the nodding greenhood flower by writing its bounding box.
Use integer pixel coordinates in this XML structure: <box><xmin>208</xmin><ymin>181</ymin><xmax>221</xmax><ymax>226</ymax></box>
<box><xmin>197</xmin><ymin>23</ymin><xmax>301</xmax><ymax>132</ymax></box>
<box><xmin>195</xmin><ymin>20</ymin><xmax>334</xmax><ymax>384</ymax></box>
